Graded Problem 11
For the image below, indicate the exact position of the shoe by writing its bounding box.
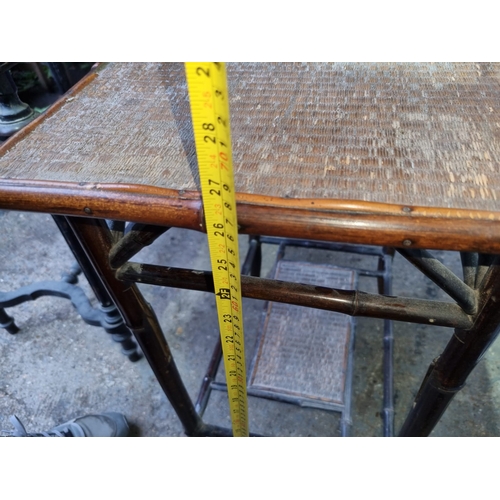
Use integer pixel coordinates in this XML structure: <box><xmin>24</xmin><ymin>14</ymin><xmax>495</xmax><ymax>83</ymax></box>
<box><xmin>4</xmin><ymin>412</ymin><xmax>129</xmax><ymax>437</ymax></box>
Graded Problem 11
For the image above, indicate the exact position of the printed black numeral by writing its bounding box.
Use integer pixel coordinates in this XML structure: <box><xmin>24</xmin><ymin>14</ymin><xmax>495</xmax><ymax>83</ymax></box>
<box><xmin>196</xmin><ymin>67</ymin><xmax>210</xmax><ymax>77</ymax></box>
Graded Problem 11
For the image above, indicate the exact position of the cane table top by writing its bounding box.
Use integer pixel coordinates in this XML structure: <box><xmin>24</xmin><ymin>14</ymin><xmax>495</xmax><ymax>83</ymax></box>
<box><xmin>2</xmin><ymin>62</ymin><xmax>500</xmax><ymax>209</ymax></box>
<box><xmin>1</xmin><ymin>62</ymin><xmax>500</xmax><ymax>251</ymax></box>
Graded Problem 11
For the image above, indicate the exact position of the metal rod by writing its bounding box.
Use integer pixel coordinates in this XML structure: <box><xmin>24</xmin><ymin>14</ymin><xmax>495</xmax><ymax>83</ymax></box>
<box><xmin>475</xmin><ymin>253</ymin><xmax>496</xmax><ymax>289</ymax></box>
<box><xmin>397</xmin><ymin>248</ymin><xmax>477</xmax><ymax>314</ymax></box>
<box><xmin>117</xmin><ymin>262</ymin><xmax>473</xmax><ymax>329</ymax></box>
<box><xmin>211</xmin><ymin>381</ymin><xmax>346</xmax><ymax>413</ymax></box>
<box><xmin>340</xmin><ymin>319</ymin><xmax>356</xmax><ymax>437</ymax></box>
<box><xmin>382</xmin><ymin>316</ymin><xmax>394</xmax><ymax>437</ymax></box>
<box><xmin>399</xmin><ymin>256</ymin><xmax>500</xmax><ymax>436</ymax></box>
<box><xmin>460</xmin><ymin>252</ymin><xmax>478</xmax><ymax>288</ymax></box>
<box><xmin>195</xmin><ymin>337</ymin><xmax>223</xmax><ymax>417</ymax></box>
<box><xmin>241</xmin><ymin>236</ymin><xmax>261</xmax><ymax>276</ymax></box>
<box><xmin>259</xmin><ymin>236</ymin><xmax>386</xmax><ymax>256</ymax></box>
<box><xmin>379</xmin><ymin>251</ymin><xmax>394</xmax><ymax>437</ymax></box>
<box><xmin>195</xmin><ymin>235</ymin><xmax>262</xmax><ymax>417</ymax></box>
<box><xmin>108</xmin><ymin>220</ymin><xmax>126</xmax><ymax>244</ymax></box>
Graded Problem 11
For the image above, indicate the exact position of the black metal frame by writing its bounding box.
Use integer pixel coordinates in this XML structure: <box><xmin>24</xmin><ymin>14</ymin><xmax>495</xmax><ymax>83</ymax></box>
<box><xmin>0</xmin><ymin>215</ymin><xmax>141</xmax><ymax>362</ymax></box>
<box><xmin>195</xmin><ymin>236</ymin><xmax>393</xmax><ymax>436</ymax></box>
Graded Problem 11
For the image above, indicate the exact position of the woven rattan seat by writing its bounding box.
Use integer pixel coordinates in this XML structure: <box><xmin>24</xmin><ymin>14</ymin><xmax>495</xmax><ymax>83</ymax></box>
<box><xmin>1</xmin><ymin>62</ymin><xmax>500</xmax><ymax>212</ymax></box>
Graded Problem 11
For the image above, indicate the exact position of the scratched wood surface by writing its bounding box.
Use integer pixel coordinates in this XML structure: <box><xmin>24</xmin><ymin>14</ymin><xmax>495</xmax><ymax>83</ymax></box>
<box><xmin>1</xmin><ymin>62</ymin><xmax>500</xmax><ymax>212</ymax></box>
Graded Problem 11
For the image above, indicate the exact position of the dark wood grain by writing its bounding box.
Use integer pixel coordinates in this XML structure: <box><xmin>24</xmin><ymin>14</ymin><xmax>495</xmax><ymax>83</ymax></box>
<box><xmin>1</xmin><ymin>178</ymin><xmax>500</xmax><ymax>252</ymax></box>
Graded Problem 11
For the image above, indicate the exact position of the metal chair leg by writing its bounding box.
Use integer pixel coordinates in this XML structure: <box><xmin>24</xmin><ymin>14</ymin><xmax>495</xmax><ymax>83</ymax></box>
<box><xmin>378</xmin><ymin>248</ymin><xmax>395</xmax><ymax>437</ymax></box>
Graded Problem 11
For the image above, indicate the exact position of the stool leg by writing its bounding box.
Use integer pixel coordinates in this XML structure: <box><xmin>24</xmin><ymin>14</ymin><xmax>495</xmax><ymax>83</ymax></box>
<box><xmin>399</xmin><ymin>257</ymin><xmax>500</xmax><ymax>436</ymax></box>
<box><xmin>64</xmin><ymin>216</ymin><xmax>203</xmax><ymax>436</ymax></box>
<box><xmin>52</xmin><ymin>215</ymin><xmax>141</xmax><ymax>361</ymax></box>
<box><xmin>378</xmin><ymin>249</ymin><xmax>395</xmax><ymax>437</ymax></box>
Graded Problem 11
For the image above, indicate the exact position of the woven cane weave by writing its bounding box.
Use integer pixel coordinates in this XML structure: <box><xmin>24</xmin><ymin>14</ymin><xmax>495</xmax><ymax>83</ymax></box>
<box><xmin>1</xmin><ymin>62</ymin><xmax>500</xmax><ymax>211</ymax></box>
<box><xmin>248</xmin><ymin>260</ymin><xmax>357</xmax><ymax>406</ymax></box>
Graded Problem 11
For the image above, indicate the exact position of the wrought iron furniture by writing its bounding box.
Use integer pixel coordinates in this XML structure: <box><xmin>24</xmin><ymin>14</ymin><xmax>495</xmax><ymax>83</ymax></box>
<box><xmin>1</xmin><ymin>62</ymin><xmax>500</xmax><ymax>436</ymax></box>
<box><xmin>0</xmin><ymin>214</ymin><xmax>141</xmax><ymax>361</ymax></box>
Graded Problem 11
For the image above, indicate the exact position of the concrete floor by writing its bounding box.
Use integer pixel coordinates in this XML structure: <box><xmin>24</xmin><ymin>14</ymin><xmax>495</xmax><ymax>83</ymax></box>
<box><xmin>0</xmin><ymin>209</ymin><xmax>499</xmax><ymax>437</ymax></box>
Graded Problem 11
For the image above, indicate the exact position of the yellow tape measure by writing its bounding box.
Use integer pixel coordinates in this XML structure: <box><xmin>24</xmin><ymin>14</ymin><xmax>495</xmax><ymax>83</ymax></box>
<box><xmin>185</xmin><ymin>62</ymin><xmax>248</xmax><ymax>437</ymax></box>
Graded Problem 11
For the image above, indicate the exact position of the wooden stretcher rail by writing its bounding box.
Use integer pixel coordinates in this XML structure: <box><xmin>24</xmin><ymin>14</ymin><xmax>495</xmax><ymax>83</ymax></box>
<box><xmin>116</xmin><ymin>262</ymin><xmax>473</xmax><ymax>330</ymax></box>
<box><xmin>1</xmin><ymin>179</ymin><xmax>500</xmax><ymax>253</ymax></box>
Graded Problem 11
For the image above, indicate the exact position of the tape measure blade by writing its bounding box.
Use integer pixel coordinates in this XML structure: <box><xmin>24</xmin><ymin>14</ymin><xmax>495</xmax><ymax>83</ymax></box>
<box><xmin>185</xmin><ymin>62</ymin><xmax>248</xmax><ymax>437</ymax></box>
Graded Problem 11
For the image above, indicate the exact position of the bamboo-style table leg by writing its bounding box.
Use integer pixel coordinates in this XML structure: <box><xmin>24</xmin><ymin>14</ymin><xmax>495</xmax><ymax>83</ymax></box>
<box><xmin>63</xmin><ymin>216</ymin><xmax>229</xmax><ymax>436</ymax></box>
<box><xmin>399</xmin><ymin>256</ymin><xmax>500</xmax><ymax>436</ymax></box>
